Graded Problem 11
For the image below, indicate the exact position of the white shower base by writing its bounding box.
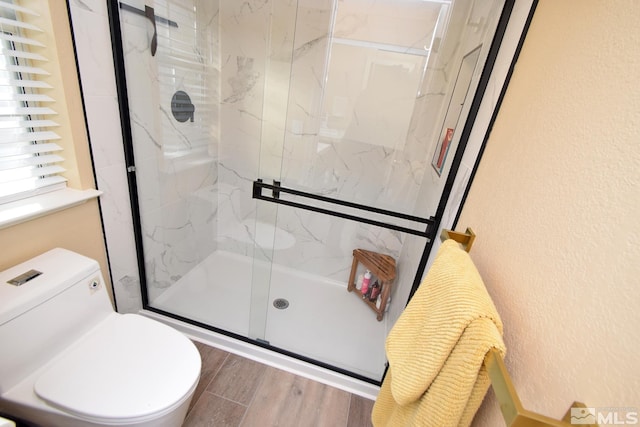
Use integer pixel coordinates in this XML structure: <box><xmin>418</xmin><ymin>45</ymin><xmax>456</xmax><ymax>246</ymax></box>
<box><xmin>152</xmin><ymin>250</ymin><xmax>389</xmax><ymax>380</ymax></box>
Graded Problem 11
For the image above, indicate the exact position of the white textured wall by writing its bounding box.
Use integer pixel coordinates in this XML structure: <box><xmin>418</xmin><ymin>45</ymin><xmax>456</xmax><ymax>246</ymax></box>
<box><xmin>462</xmin><ymin>1</ymin><xmax>640</xmax><ymax>425</ymax></box>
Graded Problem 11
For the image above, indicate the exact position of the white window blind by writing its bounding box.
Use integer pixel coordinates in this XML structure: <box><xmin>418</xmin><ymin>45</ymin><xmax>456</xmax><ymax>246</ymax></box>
<box><xmin>0</xmin><ymin>0</ymin><xmax>66</xmax><ymax>205</ymax></box>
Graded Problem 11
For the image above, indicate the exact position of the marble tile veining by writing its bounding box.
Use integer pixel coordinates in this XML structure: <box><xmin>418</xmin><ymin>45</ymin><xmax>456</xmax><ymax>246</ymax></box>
<box><xmin>71</xmin><ymin>0</ymin><xmax>507</xmax><ymax>343</ymax></box>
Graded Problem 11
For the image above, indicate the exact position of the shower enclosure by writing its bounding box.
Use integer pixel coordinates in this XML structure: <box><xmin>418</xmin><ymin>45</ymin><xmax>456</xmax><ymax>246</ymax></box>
<box><xmin>109</xmin><ymin>0</ymin><xmax>507</xmax><ymax>382</ymax></box>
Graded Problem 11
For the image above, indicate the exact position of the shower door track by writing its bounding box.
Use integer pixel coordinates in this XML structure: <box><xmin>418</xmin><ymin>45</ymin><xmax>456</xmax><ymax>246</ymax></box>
<box><xmin>252</xmin><ymin>179</ymin><xmax>435</xmax><ymax>238</ymax></box>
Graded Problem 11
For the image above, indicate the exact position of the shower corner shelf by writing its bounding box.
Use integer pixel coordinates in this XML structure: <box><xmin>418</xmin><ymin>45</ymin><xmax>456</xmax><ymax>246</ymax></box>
<box><xmin>347</xmin><ymin>249</ymin><xmax>396</xmax><ymax>321</ymax></box>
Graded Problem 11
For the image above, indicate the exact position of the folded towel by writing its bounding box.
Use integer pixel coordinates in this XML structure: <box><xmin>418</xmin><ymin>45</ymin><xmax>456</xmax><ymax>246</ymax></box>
<box><xmin>372</xmin><ymin>239</ymin><xmax>506</xmax><ymax>427</ymax></box>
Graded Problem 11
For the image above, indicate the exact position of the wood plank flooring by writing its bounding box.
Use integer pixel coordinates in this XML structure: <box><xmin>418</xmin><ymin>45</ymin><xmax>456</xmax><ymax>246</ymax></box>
<box><xmin>184</xmin><ymin>341</ymin><xmax>375</xmax><ymax>427</ymax></box>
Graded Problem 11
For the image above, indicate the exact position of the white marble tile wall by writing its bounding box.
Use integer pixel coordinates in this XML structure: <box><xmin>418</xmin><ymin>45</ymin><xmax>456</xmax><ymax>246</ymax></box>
<box><xmin>212</xmin><ymin>0</ymin><xmax>271</xmax><ymax>259</ymax></box>
<box><xmin>266</xmin><ymin>0</ymin><xmax>451</xmax><ymax>282</ymax></box>
<box><xmin>216</xmin><ymin>0</ymin><xmax>422</xmax><ymax>285</ymax></box>
<box><xmin>116</xmin><ymin>0</ymin><xmax>220</xmax><ymax>303</ymax></box>
<box><xmin>249</xmin><ymin>0</ymin><xmax>507</xmax><ymax>327</ymax></box>
<box><xmin>69</xmin><ymin>0</ymin><xmax>142</xmax><ymax>313</ymax></box>
<box><xmin>388</xmin><ymin>0</ymin><xmax>510</xmax><ymax>331</ymax></box>
<box><xmin>70</xmin><ymin>0</ymin><xmax>509</xmax><ymax>327</ymax></box>
<box><xmin>70</xmin><ymin>0</ymin><xmax>220</xmax><ymax>308</ymax></box>
<box><xmin>332</xmin><ymin>0</ymin><xmax>441</xmax><ymax>47</ymax></box>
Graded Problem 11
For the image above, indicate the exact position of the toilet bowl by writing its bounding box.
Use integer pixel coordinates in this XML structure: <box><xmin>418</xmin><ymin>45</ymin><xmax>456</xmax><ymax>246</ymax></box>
<box><xmin>0</xmin><ymin>249</ymin><xmax>201</xmax><ymax>427</ymax></box>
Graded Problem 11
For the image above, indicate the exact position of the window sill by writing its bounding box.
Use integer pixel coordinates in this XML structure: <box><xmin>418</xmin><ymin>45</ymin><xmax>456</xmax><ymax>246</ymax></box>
<box><xmin>0</xmin><ymin>188</ymin><xmax>103</xmax><ymax>230</ymax></box>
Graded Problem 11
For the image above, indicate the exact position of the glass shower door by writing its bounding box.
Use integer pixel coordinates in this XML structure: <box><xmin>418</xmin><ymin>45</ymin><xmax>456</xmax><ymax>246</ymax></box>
<box><xmin>249</xmin><ymin>0</ymin><xmax>507</xmax><ymax>380</ymax></box>
<box><xmin>112</xmin><ymin>0</ymin><xmax>509</xmax><ymax>383</ymax></box>
<box><xmin>114</xmin><ymin>0</ymin><xmax>262</xmax><ymax>338</ymax></box>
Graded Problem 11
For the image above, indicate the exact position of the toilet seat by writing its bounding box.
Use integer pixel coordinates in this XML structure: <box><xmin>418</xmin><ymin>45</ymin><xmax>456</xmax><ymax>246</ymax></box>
<box><xmin>34</xmin><ymin>313</ymin><xmax>201</xmax><ymax>425</ymax></box>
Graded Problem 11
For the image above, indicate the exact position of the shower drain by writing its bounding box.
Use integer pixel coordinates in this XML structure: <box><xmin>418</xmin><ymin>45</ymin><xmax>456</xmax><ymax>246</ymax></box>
<box><xmin>273</xmin><ymin>298</ymin><xmax>289</xmax><ymax>310</ymax></box>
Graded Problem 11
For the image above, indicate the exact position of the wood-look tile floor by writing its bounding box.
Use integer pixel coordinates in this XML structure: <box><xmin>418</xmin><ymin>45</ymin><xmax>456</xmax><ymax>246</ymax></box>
<box><xmin>184</xmin><ymin>341</ymin><xmax>375</xmax><ymax>427</ymax></box>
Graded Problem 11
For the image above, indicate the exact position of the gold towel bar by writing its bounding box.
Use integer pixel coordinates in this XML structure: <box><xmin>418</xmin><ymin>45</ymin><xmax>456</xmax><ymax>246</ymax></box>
<box><xmin>441</xmin><ymin>229</ymin><xmax>595</xmax><ymax>427</ymax></box>
<box><xmin>441</xmin><ymin>227</ymin><xmax>476</xmax><ymax>252</ymax></box>
<box><xmin>485</xmin><ymin>349</ymin><xmax>586</xmax><ymax>426</ymax></box>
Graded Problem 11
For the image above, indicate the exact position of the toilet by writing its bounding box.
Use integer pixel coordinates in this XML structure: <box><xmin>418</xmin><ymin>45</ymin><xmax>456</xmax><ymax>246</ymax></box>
<box><xmin>0</xmin><ymin>248</ymin><xmax>201</xmax><ymax>427</ymax></box>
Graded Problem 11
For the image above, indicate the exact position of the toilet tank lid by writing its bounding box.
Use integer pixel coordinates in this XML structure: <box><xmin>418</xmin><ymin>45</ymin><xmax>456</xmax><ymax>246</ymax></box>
<box><xmin>0</xmin><ymin>248</ymin><xmax>100</xmax><ymax>326</ymax></box>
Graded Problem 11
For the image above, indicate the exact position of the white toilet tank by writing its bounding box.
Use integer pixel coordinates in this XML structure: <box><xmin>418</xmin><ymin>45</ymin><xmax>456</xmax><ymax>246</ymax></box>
<box><xmin>0</xmin><ymin>248</ymin><xmax>113</xmax><ymax>394</ymax></box>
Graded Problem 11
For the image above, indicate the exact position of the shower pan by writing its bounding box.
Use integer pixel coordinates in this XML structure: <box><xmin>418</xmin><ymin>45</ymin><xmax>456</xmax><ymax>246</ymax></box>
<box><xmin>108</xmin><ymin>0</ymin><xmax>510</xmax><ymax>382</ymax></box>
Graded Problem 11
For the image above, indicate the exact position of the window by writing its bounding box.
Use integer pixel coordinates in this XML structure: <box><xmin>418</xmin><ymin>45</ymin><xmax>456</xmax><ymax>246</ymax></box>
<box><xmin>0</xmin><ymin>0</ymin><xmax>66</xmax><ymax>205</ymax></box>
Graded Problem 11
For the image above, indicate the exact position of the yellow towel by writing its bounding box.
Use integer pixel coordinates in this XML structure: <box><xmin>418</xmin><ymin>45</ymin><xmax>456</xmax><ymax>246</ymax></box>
<box><xmin>372</xmin><ymin>239</ymin><xmax>506</xmax><ymax>427</ymax></box>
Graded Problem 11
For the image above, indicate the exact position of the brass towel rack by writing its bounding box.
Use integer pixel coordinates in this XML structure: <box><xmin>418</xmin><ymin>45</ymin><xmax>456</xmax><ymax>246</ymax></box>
<box><xmin>440</xmin><ymin>228</ymin><xmax>595</xmax><ymax>427</ymax></box>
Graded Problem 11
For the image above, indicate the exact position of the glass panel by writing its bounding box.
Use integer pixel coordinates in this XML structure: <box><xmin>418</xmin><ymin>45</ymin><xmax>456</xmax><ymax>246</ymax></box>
<box><xmin>261</xmin><ymin>0</ymin><xmax>506</xmax><ymax>380</ymax></box>
<box><xmin>115</xmin><ymin>0</ymin><xmax>507</xmax><ymax>383</ymax></box>
<box><xmin>247</xmin><ymin>0</ymin><xmax>299</xmax><ymax>341</ymax></box>
<box><xmin>116</xmin><ymin>0</ymin><xmax>245</xmax><ymax>332</ymax></box>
